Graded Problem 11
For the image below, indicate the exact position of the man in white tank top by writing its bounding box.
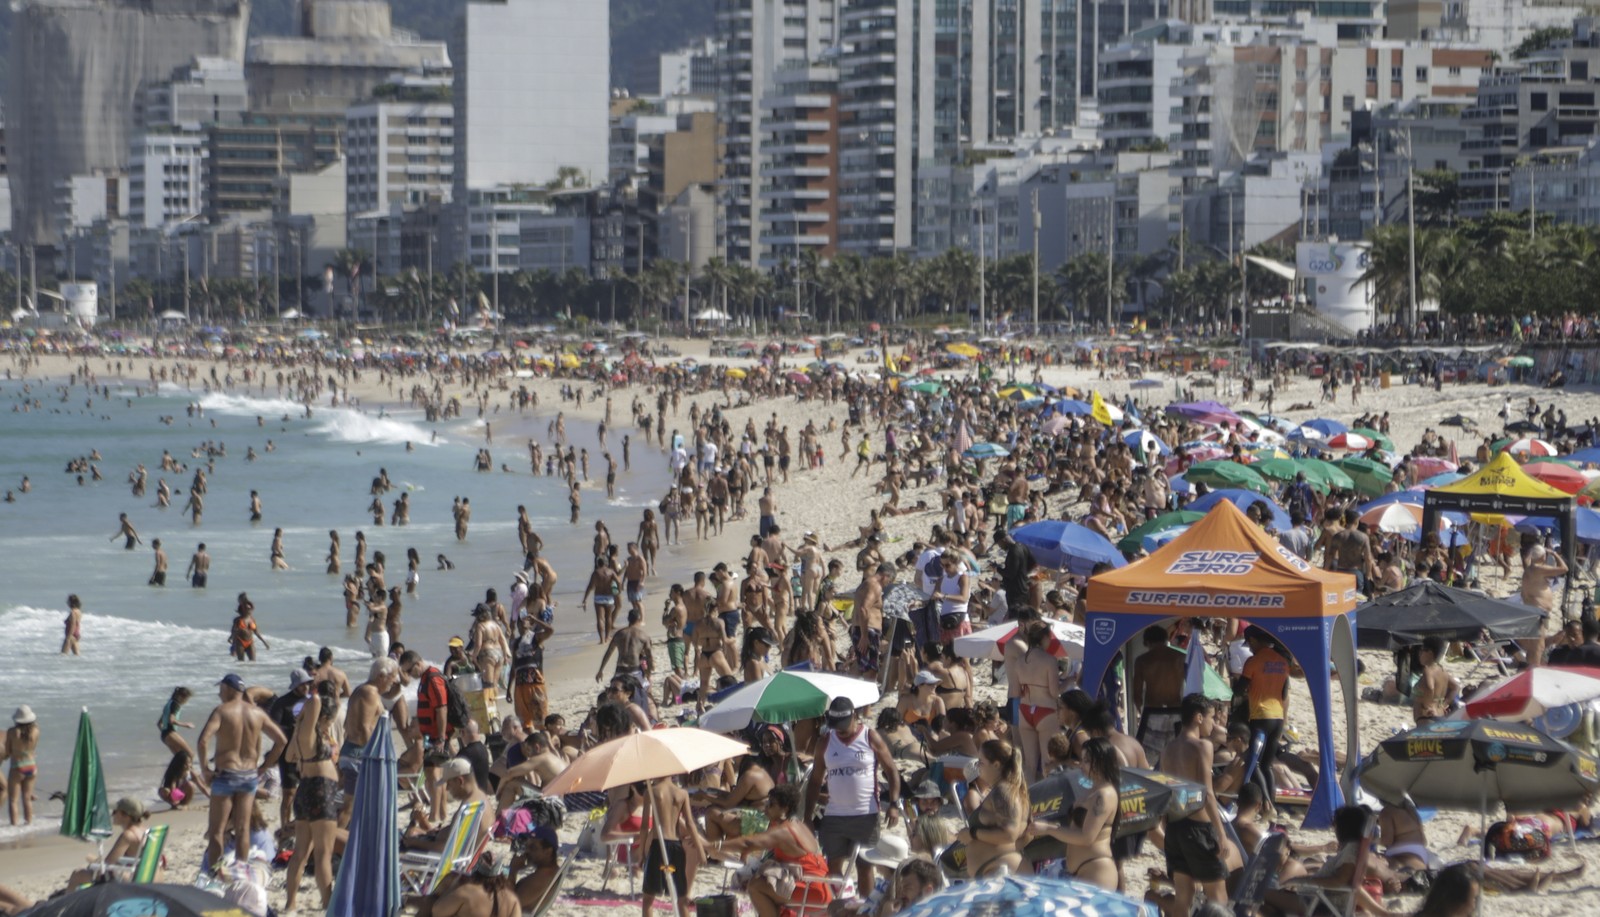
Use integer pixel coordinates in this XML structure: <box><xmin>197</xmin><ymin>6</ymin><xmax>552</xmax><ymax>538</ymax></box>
<box><xmin>804</xmin><ymin>696</ymin><xmax>901</xmax><ymax>893</ymax></box>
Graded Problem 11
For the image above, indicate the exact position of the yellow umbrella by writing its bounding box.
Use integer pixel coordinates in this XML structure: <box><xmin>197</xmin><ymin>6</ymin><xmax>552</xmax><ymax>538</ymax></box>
<box><xmin>558</xmin><ymin>352</ymin><xmax>580</xmax><ymax>369</ymax></box>
<box><xmin>725</xmin><ymin>367</ymin><xmax>747</xmax><ymax>379</ymax></box>
<box><xmin>947</xmin><ymin>342</ymin><xmax>980</xmax><ymax>358</ymax></box>
<box><xmin>534</xmin><ymin>357</ymin><xmax>555</xmax><ymax>369</ymax></box>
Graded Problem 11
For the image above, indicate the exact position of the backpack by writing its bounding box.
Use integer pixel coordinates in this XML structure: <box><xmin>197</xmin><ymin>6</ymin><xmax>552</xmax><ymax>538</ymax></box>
<box><xmin>440</xmin><ymin>671</ymin><xmax>472</xmax><ymax>732</ymax></box>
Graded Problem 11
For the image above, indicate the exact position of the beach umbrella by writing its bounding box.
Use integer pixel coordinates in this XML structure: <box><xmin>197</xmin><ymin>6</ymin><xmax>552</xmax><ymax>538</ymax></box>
<box><xmin>1334</xmin><ymin>456</ymin><xmax>1394</xmax><ymax>497</ymax></box>
<box><xmin>698</xmin><ymin>671</ymin><xmax>882</xmax><ymax>733</ymax></box>
<box><xmin>1294</xmin><ymin>458</ymin><xmax>1356</xmax><ymax>493</ymax></box>
<box><xmin>1118</xmin><ymin>511</ymin><xmax>1206</xmax><ymax>553</ymax></box>
<box><xmin>1506</xmin><ymin>355</ymin><xmax>1535</xmax><ymax>368</ymax></box>
<box><xmin>1350</xmin><ymin>427</ymin><xmax>1397</xmax><ymax>453</ymax></box>
<box><xmin>1510</xmin><ymin>507</ymin><xmax>1600</xmax><ymax>546</ymax></box>
<box><xmin>903</xmin><ymin>380</ymin><xmax>944</xmax><ymax>395</ymax></box>
<box><xmin>898</xmin><ymin>875</ymin><xmax>1156</xmax><ymax>917</ymax></box>
<box><xmin>1504</xmin><ymin>437</ymin><xmax>1557</xmax><ymax>457</ymax></box>
<box><xmin>724</xmin><ymin>367</ymin><xmax>747</xmax><ymax>379</ymax></box>
<box><xmin>1131</xmin><ymin>378</ymin><xmax>1162</xmax><ymax>388</ymax></box>
<box><xmin>60</xmin><ymin>709</ymin><xmax>110</xmax><ymax>840</ymax></box>
<box><xmin>1009</xmin><ymin>520</ymin><xmax>1126</xmax><ymax>575</ymax></box>
<box><xmin>1027</xmin><ymin>767</ymin><xmax>1203</xmax><ymax>844</ymax></box>
<box><xmin>1000</xmin><ymin>384</ymin><xmax>1042</xmax><ymax>400</ymax></box>
<box><xmin>1325</xmin><ymin>431</ymin><xmax>1376</xmax><ymax>452</ymax></box>
<box><xmin>1301</xmin><ymin>418</ymin><xmax>1349</xmax><ymax>438</ymax></box>
<box><xmin>1183</xmin><ymin>460</ymin><xmax>1273</xmax><ymax>495</ymax></box>
<box><xmin>1566</xmin><ymin>445</ymin><xmax>1600</xmax><ymax>466</ymax></box>
<box><xmin>963</xmin><ymin>442</ymin><xmax>1010</xmax><ymax>460</ymax></box>
<box><xmin>1123</xmin><ymin>429</ymin><xmax>1171</xmax><ymax>457</ymax></box>
<box><xmin>1168</xmin><ymin>472</ymin><xmax>1193</xmax><ymax>495</ymax></box>
<box><xmin>543</xmin><ymin>728</ymin><xmax>751</xmax><ymax>797</ymax></box>
<box><xmin>1521</xmin><ymin>461</ymin><xmax>1586</xmax><ymax>494</ymax></box>
<box><xmin>946</xmin><ymin>342</ymin><xmax>980</xmax><ymax>358</ymax></box>
<box><xmin>1464</xmin><ymin>667</ymin><xmax>1600</xmax><ymax>721</ymax></box>
<box><xmin>1504</xmin><ymin>420</ymin><xmax>1544</xmax><ymax>435</ymax></box>
<box><xmin>1410</xmin><ymin>456</ymin><xmax>1458</xmax><ymax>478</ymax></box>
<box><xmin>19</xmin><ymin>884</ymin><xmax>241</xmax><ymax>917</ymax></box>
<box><xmin>1359</xmin><ymin>502</ymin><xmax>1424</xmax><ymax>534</ymax></box>
<box><xmin>1166</xmin><ymin>400</ymin><xmax>1240</xmax><ymax>424</ymax></box>
<box><xmin>1047</xmin><ymin>399</ymin><xmax>1095</xmax><ymax>416</ymax></box>
<box><xmin>1354</xmin><ymin>581</ymin><xmax>1544</xmax><ymax>650</ymax></box>
<box><xmin>1358</xmin><ymin>719</ymin><xmax>1599</xmax><ymax>811</ymax></box>
<box><xmin>1251</xmin><ymin>456</ymin><xmax>1304</xmax><ymax>484</ymax></box>
<box><xmin>1419</xmin><ymin>471</ymin><xmax>1466</xmax><ymax>487</ymax></box>
<box><xmin>785</xmin><ymin>370</ymin><xmax>811</xmax><ymax>384</ymax></box>
<box><xmin>1040</xmin><ymin>414</ymin><xmax>1070</xmax><ymax>436</ymax></box>
<box><xmin>953</xmin><ymin>620</ymin><xmax>1085</xmax><ymax>662</ymax></box>
<box><xmin>1185</xmin><ymin>489</ymin><xmax>1291</xmax><ymax>530</ymax></box>
<box><xmin>328</xmin><ymin>715</ymin><xmax>400</xmax><ymax>917</ymax></box>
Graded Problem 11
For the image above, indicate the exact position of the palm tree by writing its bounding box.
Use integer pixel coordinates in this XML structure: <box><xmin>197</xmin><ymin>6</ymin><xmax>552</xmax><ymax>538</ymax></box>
<box><xmin>924</xmin><ymin>248</ymin><xmax>979</xmax><ymax>320</ymax></box>
<box><xmin>1055</xmin><ymin>252</ymin><xmax>1128</xmax><ymax>328</ymax></box>
<box><xmin>447</xmin><ymin>262</ymin><xmax>480</xmax><ymax>320</ymax></box>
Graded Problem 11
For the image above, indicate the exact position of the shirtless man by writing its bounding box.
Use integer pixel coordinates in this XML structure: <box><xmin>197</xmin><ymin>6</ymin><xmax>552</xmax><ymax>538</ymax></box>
<box><xmin>181</xmin><ymin>489</ymin><xmax>204</xmax><ymax>525</ymax></box>
<box><xmin>582</xmin><ymin>555</ymin><xmax>623</xmax><ymax>645</ymax></box>
<box><xmin>851</xmin><ymin>563</ymin><xmax>889</xmax><ymax>678</ymax></box>
<box><xmin>512</xmin><ymin>824</ymin><xmax>563</xmax><ymax>912</ymax></box>
<box><xmin>758</xmin><ymin>487</ymin><xmax>779</xmax><ymax>539</ymax></box>
<box><xmin>196</xmin><ymin>674</ymin><xmax>286</xmax><ymax>868</ymax></box>
<box><xmin>110</xmin><ymin>513</ymin><xmax>143</xmax><ymax>550</ymax></box>
<box><xmin>1160</xmin><ymin>694</ymin><xmax>1230</xmax><ymax>914</ymax></box>
<box><xmin>1324</xmin><ymin>508</ymin><xmax>1375</xmax><ymax>593</ymax></box>
<box><xmin>187</xmin><ymin>543</ymin><xmax>210</xmax><ymax>588</ymax></box>
<box><xmin>1131</xmin><ymin>626</ymin><xmax>1187</xmax><ymax>764</ymax></box>
<box><xmin>622</xmin><ymin>543</ymin><xmax>647</xmax><ymax>617</ymax></box>
<box><xmin>149</xmin><ymin>539</ymin><xmax>168</xmax><ymax>587</ymax></box>
<box><xmin>493</xmin><ymin>731</ymin><xmax>564</xmax><ymax>810</ymax></box>
<box><xmin>596</xmin><ymin>607</ymin><xmax>652</xmax><ymax>687</ymax></box>
<box><xmin>1520</xmin><ymin>543</ymin><xmax>1569</xmax><ymax>664</ymax></box>
<box><xmin>1411</xmin><ymin>635</ymin><xmax>1458</xmax><ymax>725</ymax></box>
<box><xmin>639</xmin><ymin>776</ymin><xmax>705</xmax><ymax>917</ymax></box>
<box><xmin>248</xmin><ymin>490</ymin><xmax>262</xmax><ymax>524</ymax></box>
<box><xmin>340</xmin><ymin>657</ymin><xmax>401</xmax><ymax>825</ymax></box>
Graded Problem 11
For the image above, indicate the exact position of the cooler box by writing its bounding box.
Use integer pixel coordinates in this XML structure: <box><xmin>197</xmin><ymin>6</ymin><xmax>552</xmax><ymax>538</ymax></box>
<box><xmin>466</xmin><ymin>688</ymin><xmax>500</xmax><ymax>733</ymax></box>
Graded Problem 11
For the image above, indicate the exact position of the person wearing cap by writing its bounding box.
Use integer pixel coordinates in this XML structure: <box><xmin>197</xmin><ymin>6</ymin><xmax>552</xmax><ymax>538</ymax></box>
<box><xmin>805</xmin><ymin>696</ymin><xmax>900</xmax><ymax>892</ymax></box>
<box><xmin>65</xmin><ymin>797</ymin><xmax>151</xmax><ymax>886</ymax></box>
<box><xmin>266</xmin><ymin>670</ymin><xmax>313</xmax><ymax>825</ymax></box>
<box><xmin>6</xmin><ymin>706</ymin><xmax>40</xmax><ymax>825</ymax></box>
<box><xmin>196</xmin><ymin>673</ymin><xmax>287</xmax><ymax>868</ymax></box>
<box><xmin>404</xmin><ymin>756</ymin><xmax>495</xmax><ymax>854</ymax></box>
<box><xmin>512</xmin><ymin>822</ymin><xmax>563</xmax><ymax>911</ymax></box>
<box><xmin>897</xmin><ymin>671</ymin><xmax>947</xmax><ymax>739</ymax></box>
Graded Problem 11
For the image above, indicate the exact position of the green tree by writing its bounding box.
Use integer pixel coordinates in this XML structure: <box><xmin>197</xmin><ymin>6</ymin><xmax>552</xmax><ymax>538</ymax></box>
<box><xmin>1512</xmin><ymin>26</ymin><xmax>1571</xmax><ymax>59</ymax></box>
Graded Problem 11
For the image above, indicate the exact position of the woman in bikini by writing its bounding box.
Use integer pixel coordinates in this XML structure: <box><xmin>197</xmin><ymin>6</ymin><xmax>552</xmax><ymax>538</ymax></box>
<box><xmin>897</xmin><ymin>671</ymin><xmax>947</xmax><ymax>743</ymax></box>
<box><xmin>957</xmin><ymin>739</ymin><xmax>1028</xmax><ymax>879</ymax></box>
<box><xmin>928</xmin><ymin>641</ymin><xmax>973</xmax><ymax>709</ymax></box>
<box><xmin>1026</xmin><ymin>737</ymin><xmax>1120</xmax><ymax>890</ymax></box>
<box><xmin>284</xmin><ymin>683</ymin><xmax>341</xmax><ymax>912</ymax></box>
<box><xmin>638</xmin><ymin>508</ymin><xmax>660</xmax><ymax>575</ymax></box>
<box><xmin>5</xmin><ymin>707</ymin><xmax>39</xmax><ymax>826</ymax></box>
<box><xmin>1008</xmin><ymin>620</ymin><xmax>1068</xmax><ymax>782</ymax></box>
<box><xmin>715</xmin><ymin>784</ymin><xmax>833</xmax><ymax>917</ymax></box>
<box><xmin>698</xmin><ymin>753</ymin><xmax>776</xmax><ymax>844</ymax></box>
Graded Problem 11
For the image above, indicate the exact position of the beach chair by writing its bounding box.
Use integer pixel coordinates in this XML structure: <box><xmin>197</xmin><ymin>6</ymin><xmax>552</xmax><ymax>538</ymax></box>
<box><xmin>600</xmin><ymin>837</ymin><xmax>639</xmax><ymax>895</ymax></box>
<box><xmin>1231</xmin><ymin>832</ymin><xmax>1287</xmax><ymax>917</ymax></box>
<box><xmin>1291</xmin><ymin>810</ymin><xmax>1379</xmax><ymax>917</ymax></box>
<box><xmin>89</xmin><ymin>823</ymin><xmax>169</xmax><ymax>885</ymax></box>
<box><xmin>398</xmin><ymin>799</ymin><xmax>487</xmax><ymax>896</ymax></box>
<box><xmin>529</xmin><ymin>844</ymin><xmax>581</xmax><ymax>917</ymax></box>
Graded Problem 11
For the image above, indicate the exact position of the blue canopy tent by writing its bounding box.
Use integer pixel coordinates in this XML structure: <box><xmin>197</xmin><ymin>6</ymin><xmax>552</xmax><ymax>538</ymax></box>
<box><xmin>1079</xmin><ymin>501</ymin><xmax>1360</xmax><ymax>829</ymax></box>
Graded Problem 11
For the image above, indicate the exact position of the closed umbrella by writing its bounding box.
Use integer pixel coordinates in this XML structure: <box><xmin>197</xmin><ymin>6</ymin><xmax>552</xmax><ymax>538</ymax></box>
<box><xmin>1183</xmin><ymin>460</ymin><xmax>1273</xmax><ymax>495</ymax></box>
<box><xmin>60</xmin><ymin>709</ymin><xmax>110</xmax><ymax>840</ymax></box>
<box><xmin>902</xmin><ymin>875</ymin><xmax>1155</xmax><ymax>917</ymax></box>
<box><xmin>699</xmin><ymin>671</ymin><xmax>881</xmax><ymax>733</ymax></box>
<box><xmin>1358</xmin><ymin>719</ymin><xmax>1600</xmax><ymax>811</ymax></box>
<box><xmin>1009</xmin><ymin>520</ymin><xmax>1126</xmax><ymax>574</ymax></box>
<box><xmin>20</xmin><ymin>884</ymin><xmax>241</xmax><ymax>917</ymax></box>
<box><xmin>328</xmin><ymin>715</ymin><xmax>400</xmax><ymax>917</ymax></box>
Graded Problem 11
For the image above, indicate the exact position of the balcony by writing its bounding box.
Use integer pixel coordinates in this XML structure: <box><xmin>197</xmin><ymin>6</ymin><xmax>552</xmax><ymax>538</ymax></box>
<box><xmin>1461</xmin><ymin>137</ymin><xmax>1518</xmax><ymax>151</ymax></box>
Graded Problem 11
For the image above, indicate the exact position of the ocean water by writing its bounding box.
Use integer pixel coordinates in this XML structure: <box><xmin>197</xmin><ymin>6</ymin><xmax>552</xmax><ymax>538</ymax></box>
<box><xmin>0</xmin><ymin>377</ymin><xmax>669</xmax><ymax>836</ymax></box>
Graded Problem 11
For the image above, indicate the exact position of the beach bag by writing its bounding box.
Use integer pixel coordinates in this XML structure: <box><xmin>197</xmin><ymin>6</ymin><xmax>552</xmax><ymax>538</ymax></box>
<box><xmin>443</xmin><ymin>674</ymin><xmax>472</xmax><ymax>732</ymax></box>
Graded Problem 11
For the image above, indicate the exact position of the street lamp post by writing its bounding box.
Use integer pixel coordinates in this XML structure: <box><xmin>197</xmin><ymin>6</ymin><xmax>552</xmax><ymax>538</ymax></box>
<box><xmin>1031</xmin><ymin>190</ymin><xmax>1040</xmax><ymax>333</ymax></box>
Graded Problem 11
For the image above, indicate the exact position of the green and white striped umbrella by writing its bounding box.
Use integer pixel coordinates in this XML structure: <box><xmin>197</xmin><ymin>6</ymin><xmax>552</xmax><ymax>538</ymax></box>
<box><xmin>698</xmin><ymin>671</ymin><xmax>881</xmax><ymax>734</ymax></box>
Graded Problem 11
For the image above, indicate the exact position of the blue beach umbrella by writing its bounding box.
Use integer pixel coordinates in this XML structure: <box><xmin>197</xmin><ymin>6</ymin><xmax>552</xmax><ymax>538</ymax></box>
<box><xmin>1566</xmin><ymin>445</ymin><xmax>1600</xmax><ymax>466</ymax></box>
<box><xmin>1420</xmin><ymin>472</ymin><xmax>1466</xmax><ymax>487</ymax></box>
<box><xmin>328</xmin><ymin>715</ymin><xmax>400</xmax><ymax>917</ymax></box>
<box><xmin>1513</xmin><ymin>507</ymin><xmax>1600</xmax><ymax>546</ymax></box>
<box><xmin>1009</xmin><ymin>520</ymin><xmax>1126</xmax><ymax>575</ymax></box>
<box><xmin>1302</xmin><ymin>417</ymin><xmax>1349</xmax><ymax>438</ymax></box>
<box><xmin>1048</xmin><ymin>399</ymin><xmax>1095</xmax><ymax>416</ymax></box>
<box><xmin>1123</xmin><ymin>429</ymin><xmax>1172</xmax><ymax>456</ymax></box>
<box><xmin>1186</xmin><ymin>489</ymin><xmax>1291</xmax><ymax>530</ymax></box>
<box><xmin>900</xmin><ymin>875</ymin><xmax>1156</xmax><ymax>917</ymax></box>
<box><xmin>964</xmin><ymin>442</ymin><xmax>1010</xmax><ymax>460</ymax></box>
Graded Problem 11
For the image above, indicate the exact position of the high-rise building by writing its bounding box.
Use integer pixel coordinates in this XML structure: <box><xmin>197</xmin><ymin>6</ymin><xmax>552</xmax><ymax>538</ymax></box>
<box><xmin>345</xmin><ymin>73</ymin><xmax>455</xmax><ymax>217</ymax></box>
<box><xmin>128</xmin><ymin>134</ymin><xmax>208</xmax><ymax>229</ymax></box>
<box><xmin>206</xmin><ymin>113</ymin><xmax>345</xmax><ymax>218</ymax></box>
<box><xmin>715</xmin><ymin>0</ymin><xmax>839</xmax><ymax>265</ymax></box>
<box><xmin>452</xmin><ymin>0</ymin><xmax>609</xmax><ymax>195</ymax></box>
<box><xmin>8</xmin><ymin>0</ymin><xmax>249</xmax><ymax>247</ymax></box>
<box><xmin>759</xmin><ymin>65</ymin><xmax>840</xmax><ymax>265</ymax></box>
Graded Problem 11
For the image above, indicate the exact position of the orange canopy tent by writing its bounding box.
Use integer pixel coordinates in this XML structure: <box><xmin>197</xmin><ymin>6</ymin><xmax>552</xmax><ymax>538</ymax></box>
<box><xmin>1081</xmin><ymin>500</ymin><xmax>1359</xmax><ymax>828</ymax></box>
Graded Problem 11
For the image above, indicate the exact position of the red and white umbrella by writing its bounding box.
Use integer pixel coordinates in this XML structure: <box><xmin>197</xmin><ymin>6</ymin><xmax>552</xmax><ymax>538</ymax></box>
<box><xmin>1464</xmin><ymin>666</ymin><xmax>1600</xmax><ymax>721</ymax></box>
<box><xmin>1359</xmin><ymin>503</ymin><xmax>1424</xmax><ymax>534</ymax></box>
<box><xmin>1326</xmin><ymin>432</ymin><xmax>1376</xmax><ymax>451</ymax></box>
<box><xmin>1505</xmin><ymin>438</ymin><xmax>1557</xmax><ymax>458</ymax></box>
<box><xmin>1522</xmin><ymin>461</ymin><xmax>1587</xmax><ymax>494</ymax></box>
<box><xmin>1410</xmin><ymin>457</ymin><xmax>1457</xmax><ymax>478</ymax></box>
<box><xmin>953</xmin><ymin>620</ymin><xmax>1085</xmax><ymax>662</ymax></box>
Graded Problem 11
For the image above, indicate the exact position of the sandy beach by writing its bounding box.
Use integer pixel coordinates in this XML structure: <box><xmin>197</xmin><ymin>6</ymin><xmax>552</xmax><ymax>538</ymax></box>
<box><xmin>1</xmin><ymin>337</ymin><xmax>1596</xmax><ymax>916</ymax></box>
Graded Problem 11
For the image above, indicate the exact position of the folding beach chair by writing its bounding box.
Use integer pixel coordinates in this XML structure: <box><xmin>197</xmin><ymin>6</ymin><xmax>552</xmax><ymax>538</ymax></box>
<box><xmin>398</xmin><ymin>799</ymin><xmax>487</xmax><ymax>895</ymax></box>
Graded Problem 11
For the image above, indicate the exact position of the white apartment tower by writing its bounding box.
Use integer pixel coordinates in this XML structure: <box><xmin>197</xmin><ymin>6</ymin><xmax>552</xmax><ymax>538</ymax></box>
<box><xmin>716</xmin><ymin>0</ymin><xmax>839</xmax><ymax>265</ymax></box>
<box><xmin>452</xmin><ymin>0</ymin><xmax>609</xmax><ymax>194</ymax></box>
